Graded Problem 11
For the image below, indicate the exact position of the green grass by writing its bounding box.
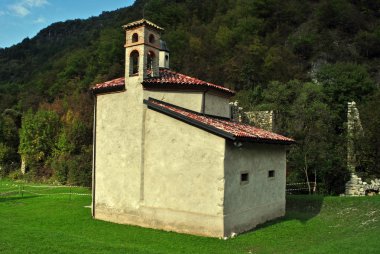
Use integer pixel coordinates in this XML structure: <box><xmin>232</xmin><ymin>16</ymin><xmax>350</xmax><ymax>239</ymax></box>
<box><xmin>0</xmin><ymin>180</ymin><xmax>379</xmax><ymax>254</ymax></box>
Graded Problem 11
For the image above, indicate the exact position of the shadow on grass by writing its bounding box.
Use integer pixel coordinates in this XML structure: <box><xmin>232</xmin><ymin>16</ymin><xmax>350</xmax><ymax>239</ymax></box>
<box><xmin>285</xmin><ymin>195</ymin><xmax>324</xmax><ymax>223</ymax></box>
<box><xmin>0</xmin><ymin>195</ymin><xmax>39</xmax><ymax>203</ymax></box>
<box><xmin>253</xmin><ymin>195</ymin><xmax>325</xmax><ymax>231</ymax></box>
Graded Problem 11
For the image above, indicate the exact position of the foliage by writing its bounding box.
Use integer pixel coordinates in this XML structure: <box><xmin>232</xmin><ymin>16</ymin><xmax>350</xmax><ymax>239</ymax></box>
<box><xmin>316</xmin><ymin>63</ymin><xmax>375</xmax><ymax>108</ymax></box>
<box><xmin>0</xmin><ymin>143</ymin><xmax>12</xmax><ymax>177</ymax></box>
<box><xmin>0</xmin><ymin>112</ymin><xmax>20</xmax><ymax>166</ymax></box>
<box><xmin>355</xmin><ymin>90</ymin><xmax>380</xmax><ymax>179</ymax></box>
<box><xmin>0</xmin><ymin>143</ymin><xmax>11</xmax><ymax>164</ymax></box>
<box><xmin>18</xmin><ymin>110</ymin><xmax>60</xmax><ymax>174</ymax></box>
<box><xmin>256</xmin><ymin>80</ymin><xmax>349</xmax><ymax>194</ymax></box>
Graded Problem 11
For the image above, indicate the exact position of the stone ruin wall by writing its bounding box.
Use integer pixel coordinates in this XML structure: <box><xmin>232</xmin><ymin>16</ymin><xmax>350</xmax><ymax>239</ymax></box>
<box><xmin>244</xmin><ymin>111</ymin><xmax>274</xmax><ymax>132</ymax></box>
<box><xmin>345</xmin><ymin>173</ymin><xmax>380</xmax><ymax>196</ymax></box>
<box><xmin>345</xmin><ymin>101</ymin><xmax>378</xmax><ymax>196</ymax></box>
<box><xmin>347</xmin><ymin>101</ymin><xmax>363</xmax><ymax>174</ymax></box>
<box><xmin>229</xmin><ymin>101</ymin><xmax>274</xmax><ymax>132</ymax></box>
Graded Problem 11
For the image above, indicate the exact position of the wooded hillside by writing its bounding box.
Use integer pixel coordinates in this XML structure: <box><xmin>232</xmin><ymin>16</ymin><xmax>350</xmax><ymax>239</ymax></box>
<box><xmin>0</xmin><ymin>0</ymin><xmax>379</xmax><ymax>193</ymax></box>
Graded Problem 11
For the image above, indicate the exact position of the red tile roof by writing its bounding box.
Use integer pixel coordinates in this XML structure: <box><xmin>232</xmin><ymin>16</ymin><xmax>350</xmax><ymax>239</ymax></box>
<box><xmin>123</xmin><ymin>19</ymin><xmax>164</xmax><ymax>31</ymax></box>
<box><xmin>91</xmin><ymin>69</ymin><xmax>236</xmax><ymax>96</ymax></box>
<box><xmin>143</xmin><ymin>69</ymin><xmax>235</xmax><ymax>96</ymax></box>
<box><xmin>91</xmin><ymin>77</ymin><xmax>125</xmax><ymax>94</ymax></box>
<box><xmin>145</xmin><ymin>98</ymin><xmax>294</xmax><ymax>145</ymax></box>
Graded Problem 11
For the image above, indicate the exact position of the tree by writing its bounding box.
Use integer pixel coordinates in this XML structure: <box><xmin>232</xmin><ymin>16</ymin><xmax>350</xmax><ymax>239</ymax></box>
<box><xmin>256</xmin><ymin>80</ymin><xmax>347</xmax><ymax>194</ymax></box>
<box><xmin>316</xmin><ymin>63</ymin><xmax>376</xmax><ymax>132</ymax></box>
<box><xmin>18</xmin><ymin>110</ymin><xmax>60</xmax><ymax>175</ymax></box>
<box><xmin>286</xmin><ymin>83</ymin><xmax>346</xmax><ymax>194</ymax></box>
<box><xmin>0</xmin><ymin>111</ymin><xmax>20</xmax><ymax>172</ymax></box>
<box><xmin>355</xmin><ymin>91</ymin><xmax>380</xmax><ymax>179</ymax></box>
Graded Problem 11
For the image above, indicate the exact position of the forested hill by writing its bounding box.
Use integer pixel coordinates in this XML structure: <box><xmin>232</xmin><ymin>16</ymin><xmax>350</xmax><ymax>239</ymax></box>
<box><xmin>0</xmin><ymin>0</ymin><xmax>379</xmax><ymax>192</ymax></box>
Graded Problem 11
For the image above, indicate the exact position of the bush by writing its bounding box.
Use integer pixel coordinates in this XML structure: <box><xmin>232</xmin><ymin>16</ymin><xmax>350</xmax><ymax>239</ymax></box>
<box><xmin>8</xmin><ymin>170</ymin><xmax>23</xmax><ymax>180</ymax></box>
<box><xmin>50</xmin><ymin>155</ymin><xmax>69</xmax><ymax>184</ymax></box>
<box><xmin>66</xmin><ymin>146</ymin><xmax>92</xmax><ymax>187</ymax></box>
<box><xmin>0</xmin><ymin>143</ymin><xmax>11</xmax><ymax>165</ymax></box>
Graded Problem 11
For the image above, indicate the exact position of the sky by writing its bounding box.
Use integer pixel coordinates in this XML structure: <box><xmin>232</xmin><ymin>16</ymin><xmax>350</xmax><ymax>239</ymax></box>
<box><xmin>0</xmin><ymin>0</ymin><xmax>135</xmax><ymax>48</ymax></box>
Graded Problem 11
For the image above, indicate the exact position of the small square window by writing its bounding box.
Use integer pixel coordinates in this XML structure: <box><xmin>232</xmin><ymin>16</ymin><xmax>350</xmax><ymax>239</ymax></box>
<box><xmin>241</xmin><ymin>172</ymin><xmax>249</xmax><ymax>184</ymax></box>
<box><xmin>268</xmin><ymin>170</ymin><xmax>275</xmax><ymax>178</ymax></box>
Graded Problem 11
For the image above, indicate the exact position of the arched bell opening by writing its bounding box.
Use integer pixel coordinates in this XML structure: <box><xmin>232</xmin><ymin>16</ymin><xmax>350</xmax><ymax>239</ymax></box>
<box><xmin>130</xmin><ymin>50</ymin><xmax>139</xmax><ymax>75</ymax></box>
<box><xmin>147</xmin><ymin>51</ymin><xmax>156</xmax><ymax>77</ymax></box>
<box><xmin>132</xmin><ymin>33</ymin><xmax>138</xmax><ymax>43</ymax></box>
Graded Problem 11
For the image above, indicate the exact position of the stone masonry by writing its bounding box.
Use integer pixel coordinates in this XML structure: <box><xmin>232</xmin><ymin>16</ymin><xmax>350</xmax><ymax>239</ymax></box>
<box><xmin>244</xmin><ymin>111</ymin><xmax>274</xmax><ymax>132</ymax></box>
<box><xmin>345</xmin><ymin>173</ymin><xmax>380</xmax><ymax>196</ymax></box>
<box><xmin>343</xmin><ymin>101</ymin><xmax>380</xmax><ymax>196</ymax></box>
<box><xmin>347</xmin><ymin>101</ymin><xmax>363</xmax><ymax>173</ymax></box>
<box><xmin>229</xmin><ymin>101</ymin><xmax>244</xmax><ymax>123</ymax></box>
<box><xmin>229</xmin><ymin>101</ymin><xmax>274</xmax><ymax>131</ymax></box>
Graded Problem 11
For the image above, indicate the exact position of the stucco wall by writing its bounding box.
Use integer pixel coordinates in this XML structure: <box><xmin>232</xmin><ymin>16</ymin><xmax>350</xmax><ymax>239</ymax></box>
<box><xmin>204</xmin><ymin>92</ymin><xmax>230</xmax><ymax>118</ymax></box>
<box><xmin>139</xmin><ymin>108</ymin><xmax>226</xmax><ymax>236</ymax></box>
<box><xmin>159</xmin><ymin>51</ymin><xmax>169</xmax><ymax>68</ymax></box>
<box><xmin>223</xmin><ymin>141</ymin><xmax>287</xmax><ymax>236</ymax></box>
<box><xmin>144</xmin><ymin>90</ymin><xmax>203</xmax><ymax>112</ymax></box>
<box><xmin>95</xmin><ymin>91</ymin><xmax>140</xmax><ymax>211</ymax></box>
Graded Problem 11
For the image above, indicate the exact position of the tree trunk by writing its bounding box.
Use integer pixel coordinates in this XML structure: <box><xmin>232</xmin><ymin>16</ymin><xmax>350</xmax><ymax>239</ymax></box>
<box><xmin>304</xmin><ymin>154</ymin><xmax>311</xmax><ymax>194</ymax></box>
<box><xmin>20</xmin><ymin>155</ymin><xmax>26</xmax><ymax>174</ymax></box>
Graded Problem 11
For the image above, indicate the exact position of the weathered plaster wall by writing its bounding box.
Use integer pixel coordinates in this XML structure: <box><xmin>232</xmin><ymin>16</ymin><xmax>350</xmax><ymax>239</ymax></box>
<box><xmin>95</xmin><ymin>106</ymin><xmax>227</xmax><ymax>237</ymax></box>
<box><xmin>204</xmin><ymin>92</ymin><xmax>230</xmax><ymax>118</ymax></box>
<box><xmin>223</xmin><ymin>142</ymin><xmax>286</xmax><ymax>236</ymax></box>
<box><xmin>144</xmin><ymin>90</ymin><xmax>203</xmax><ymax>112</ymax></box>
<box><xmin>95</xmin><ymin>90</ymin><xmax>141</xmax><ymax>211</ymax></box>
<box><xmin>140</xmin><ymin>108</ymin><xmax>226</xmax><ymax>236</ymax></box>
<box><xmin>159</xmin><ymin>51</ymin><xmax>169</xmax><ymax>68</ymax></box>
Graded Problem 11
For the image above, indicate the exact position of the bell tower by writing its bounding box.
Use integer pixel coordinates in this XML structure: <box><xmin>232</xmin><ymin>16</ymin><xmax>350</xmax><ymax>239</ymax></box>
<box><xmin>113</xmin><ymin>20</ymin><xmax>164</xmax><ymax>209</ymax></box>
<box><xmin>123</xmin><ymin>19</ymin><xmax>163</xmax><ymax>80</ymax></box>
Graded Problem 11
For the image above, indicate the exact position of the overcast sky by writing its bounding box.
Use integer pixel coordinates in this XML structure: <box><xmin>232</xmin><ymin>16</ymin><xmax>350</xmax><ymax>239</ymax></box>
<box><xmin>0</xmin><ymin>0</ymin><xmax>135</xmax><ymax>48</ymax></box>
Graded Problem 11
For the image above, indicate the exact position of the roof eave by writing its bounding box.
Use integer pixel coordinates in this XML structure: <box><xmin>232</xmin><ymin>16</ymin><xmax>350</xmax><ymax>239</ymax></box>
<box><xmin>235</xmin><ymin>136</ymin><xmax>295</xmax><ymax>145</ymax></box>
<box><xmin>91</xmin><ymin>85</ymin><xmax>125</xmax><ymax>95</ymax></box>
<box><xmin>122</xmin><ymin>19</ymin><xmax>164</xmax><ymax>31</ymax></box>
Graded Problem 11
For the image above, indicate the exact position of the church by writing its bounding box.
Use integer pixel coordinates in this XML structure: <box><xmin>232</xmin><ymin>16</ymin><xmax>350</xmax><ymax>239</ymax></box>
<box><xmin>91</xmin><ymin>19</ymin><xmax>294</xmax><ymax>238</ymax></box>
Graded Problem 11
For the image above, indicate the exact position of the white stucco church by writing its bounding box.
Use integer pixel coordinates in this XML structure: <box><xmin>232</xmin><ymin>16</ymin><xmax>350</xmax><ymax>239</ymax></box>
<box><xmin>91</xmin><ymin>19</ymin><xmax>294</xmax><ymax>237</ymax></box>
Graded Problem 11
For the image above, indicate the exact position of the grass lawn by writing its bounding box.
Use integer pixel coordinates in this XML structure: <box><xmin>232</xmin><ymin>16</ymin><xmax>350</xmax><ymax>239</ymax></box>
<box><xmin>0</xmin><ymin>180</ymin><xmax>379</xmax><ymax>254</ymax></box>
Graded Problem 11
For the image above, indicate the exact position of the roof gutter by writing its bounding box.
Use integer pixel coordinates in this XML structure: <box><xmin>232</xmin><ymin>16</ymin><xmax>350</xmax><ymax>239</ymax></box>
<box><xmin>91</xmin><ymin>86</ymin><xmax>125</xmax><ymax>95</ymax></box>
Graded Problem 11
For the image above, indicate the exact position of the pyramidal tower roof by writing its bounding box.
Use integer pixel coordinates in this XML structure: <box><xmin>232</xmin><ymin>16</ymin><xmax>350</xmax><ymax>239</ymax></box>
<box><xmin>122</xmin><ymin>19</ymin><xmax>164</xmax><ymax>31</ymax></box>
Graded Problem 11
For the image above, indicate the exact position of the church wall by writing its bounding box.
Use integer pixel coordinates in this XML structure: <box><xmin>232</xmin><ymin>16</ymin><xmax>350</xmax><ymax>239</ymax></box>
<box><xmin>223</xmin><ymin>142</ymin><xmax>286</xmax><ymax>236</ymax></box>
<box><xmin>94</xmin><ymin>90</ymin><xmax>142</xmax><ymax>213</ymax></box>
<box><xmin>204</xmin><ymin>92</ymin><xmax>231</xmax><ymax>118</ymax></box>
<box><xmin>143</xmin><ymin>90</ymin><xmax>203</xmax><ymax>113</ymax></box>
<box><xmin>139</xmin><ymin>108</ymin><xmax>226</xmax><ymax>237</ymax></box>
